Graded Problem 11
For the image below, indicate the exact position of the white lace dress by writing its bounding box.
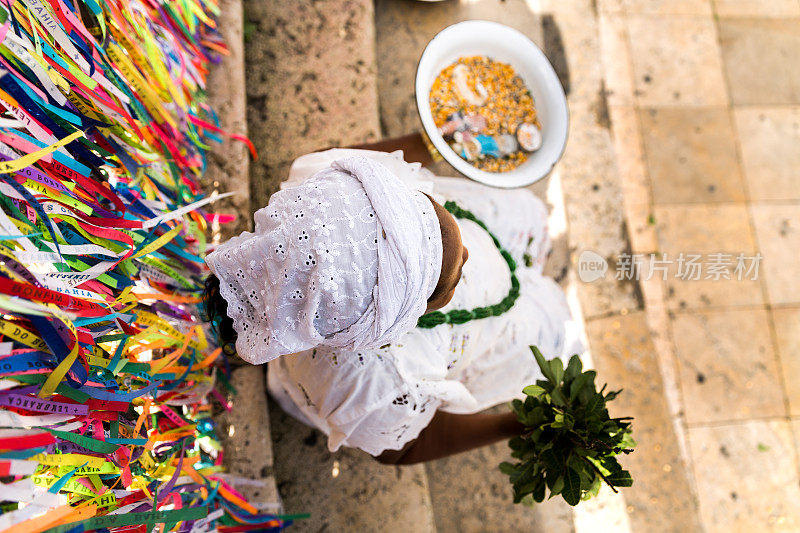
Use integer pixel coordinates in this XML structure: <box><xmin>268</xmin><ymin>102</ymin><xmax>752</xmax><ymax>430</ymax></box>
<box><xmin>267</xmin><ymin>149</ymin><xmax>582</xmax><ymax>456</ymax></box>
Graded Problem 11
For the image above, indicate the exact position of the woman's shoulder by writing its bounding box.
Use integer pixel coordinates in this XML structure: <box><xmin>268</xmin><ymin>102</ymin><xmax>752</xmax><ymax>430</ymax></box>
<box><xmin>284</xmin><ymin>149</ymin><xmax>436</xmax><ymax>194</ymax></box>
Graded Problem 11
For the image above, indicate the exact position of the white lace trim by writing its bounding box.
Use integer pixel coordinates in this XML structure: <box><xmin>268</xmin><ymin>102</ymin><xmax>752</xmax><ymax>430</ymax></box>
<box><xmin>206</xmin><ymin>157</ymin><xmax>442</xmax><ymax>364</ymax></box>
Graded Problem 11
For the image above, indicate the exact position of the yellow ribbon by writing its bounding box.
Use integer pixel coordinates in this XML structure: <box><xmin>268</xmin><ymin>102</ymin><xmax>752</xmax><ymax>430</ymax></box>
<box><xmin>0</xmin><ymin>130</ymin><xmax>84</xmax><ymax>174</ymax></box>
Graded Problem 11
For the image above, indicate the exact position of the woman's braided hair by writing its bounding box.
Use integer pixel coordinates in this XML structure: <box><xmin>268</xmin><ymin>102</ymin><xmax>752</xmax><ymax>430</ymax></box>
<box><xmin>202</xmin><ymin>274</ymin><xmax>238</xmax><ymax>355</ymax></box>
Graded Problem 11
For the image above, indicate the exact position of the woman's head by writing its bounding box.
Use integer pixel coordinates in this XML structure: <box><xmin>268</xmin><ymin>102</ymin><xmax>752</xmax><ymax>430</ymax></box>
<box><xmin>202</xmin><ymin>273</ymin><xmax>237</xmax><ymax>354</ymax></box>
<box><xmin>425</xmin><ymin>195</ymin><xmax>468</xmax><ymax>311</ymax></box>
<box><xmin>204</xmin><ymin>156</ymin><xmax>446</xmax><ymax>363</ymax></box>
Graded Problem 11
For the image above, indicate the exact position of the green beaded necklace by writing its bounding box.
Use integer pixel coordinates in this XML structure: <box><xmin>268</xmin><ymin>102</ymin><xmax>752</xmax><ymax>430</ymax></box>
<box><xmin>417</xmin><ymin>200</ymin><xmax>519</xmax><ymax>329</ymax></box>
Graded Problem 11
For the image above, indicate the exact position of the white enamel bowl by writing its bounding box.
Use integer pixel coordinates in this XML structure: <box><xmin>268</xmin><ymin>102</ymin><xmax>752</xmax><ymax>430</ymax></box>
<box><xmin>416</xmin><ymin>20</ymin><xmax>569</xmax><ymax>188</ymax></box>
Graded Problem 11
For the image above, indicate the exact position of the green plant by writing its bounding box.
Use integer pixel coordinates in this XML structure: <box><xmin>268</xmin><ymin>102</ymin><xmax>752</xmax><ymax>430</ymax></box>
<box><xmin>500</xmin><ymin>347</ymin><xmax>635</xmax><ymax>506</ymax></box>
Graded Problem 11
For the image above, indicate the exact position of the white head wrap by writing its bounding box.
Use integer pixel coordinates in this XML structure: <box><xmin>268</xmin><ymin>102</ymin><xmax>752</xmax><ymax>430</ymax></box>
<box><xmin>205</xmin><ymin>156</ymin><xmax>442</xmax><ymax>364</ymax></box>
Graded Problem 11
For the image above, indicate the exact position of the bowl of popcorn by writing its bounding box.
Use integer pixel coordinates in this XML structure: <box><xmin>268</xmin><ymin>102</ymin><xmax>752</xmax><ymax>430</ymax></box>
<box><xmin>416</xmin><ymin>20</ymin><xmax>569</xmax><ymax>188</ymax></box>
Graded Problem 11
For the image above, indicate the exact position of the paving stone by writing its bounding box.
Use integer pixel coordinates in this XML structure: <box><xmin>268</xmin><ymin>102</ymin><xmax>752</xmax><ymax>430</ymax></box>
<box><xmin>572</xmin><ymin>485</ymin><xmax>631</xmax><ymax>533</ymax></box>
<box><xmin>641</xmin><ymin>294</ymin><xmax>690</xmax><ymax>463</ymax></box>
<box><xmin>771</xmin><ymin>307</ymin><xmax>800</xmax><ymax>417</ymax></box>
<box><xmin>627</xmin><ymin>16</ymin><xmax>728</xmax><ymax>106</ymax></box>
<box><xmin>687</xmin><ymin>420</ymin><xmax>800</xmax><ymax>532</ymax></box>
<box><xmin>599</xmin><ymin>14</ymin><xmax>635</xmax><ymax>107</ymax></box>
<box><xmin>243</xmin><ymin>0</ymin><xmax>381</xmax><ymax>210</ymax></box>
<box><xmin>750</xmin><ymin>204</ymin><xmax>800</xmax><ymax>306</ymax></box>
<box><xmin>537</xmin><ymin>0</ymin><xmax>643</xmax><ymax>320</ymax></box>
<box><xmin>671</xmin><ymin>308</ymin><xmax>785</xmax><ymax>424</ymax></box>
<box><xmin>653</xmin><ymin>204</ymin><xmax>763</xmax><ymax>310</ymax></box>
<box><xmin>622</xmin><ymin>0</ymin><xmax>713</xmax><ymax>15</ymax></box>
<box><xmin>734</xmin><ymin>106</ymin><xmax>800</xmax><ymax>201</ymax></box>
<box><xmin>424</xmin><ymin>412</ymin><xmax>575</xmax><ymax>533</ymax></box>
<box><xmin>792</xmin><ymin>419</ymin><xmax>800</xmax><ymax>472</ymax></box>
<box><xmin>267</xmin><ymin>398</ymin><xmax>435</xmax><ymax>533</ymax></box>
<box><xmin>585</xmin><ymin>312</ymin><xmax>702</xmax><ymax>533</ymax></box>
<box><xmin>597</xmin><ymin>0</ymin><xmax>626</xmax><ymax>13</ymax></box>
<box><xmin>718</xmin><ymin>19</ymin><xmax>800</xmax><ymax>105</ymax></box>
<box><xmin>713</xmin><ymin>0</ymin><xmax>800</xmax><ymax>17</ymax></box>
<box><xmin>608</xmin><ymin>106</ymin><xmax>658</xmax><ymax>255</ymax></box>
<box><xmin>205</xmin><ymin>0</ymin><xmax>251</xmax><ymax>239</ymax></box>
<box><xmin>639</xmin><ymin>107</ymin><xmax>747</xmax><ymax>204</ymax></box>
<box><xmin>216</xmin><ymin>366</ymin><xmax>280</xmax><ymax>509</ymax></box>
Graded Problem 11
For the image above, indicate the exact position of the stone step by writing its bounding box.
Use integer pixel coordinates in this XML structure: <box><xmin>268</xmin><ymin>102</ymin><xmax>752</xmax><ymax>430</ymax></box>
<box><xmin>424</xmin><ymin>437</ymin><xmax>575</xmax><ymax>533</ymax></box>
<box><xmin>205</xmin><ymin>0</ymin><xmax>252</xmax><ymax>240</ymax></box>
<box><xmin>268</xmin><ymin>402</ymin><xmax>436</xmax><ymax>532</ymax></box>
<box><xmin>536</xmin><ymin>1</ymin><xmax>703</xmax><ymax>530</ymax></box>
<box><xmin>242</xmin><ymin>1</ymin><xmax>437</xmax><ymax>530</ymax></box>
<box><xmin>374</xmin><ymin>1</ymin><xmax>577</xmax><ymax>531</ymax></box>
<box><xmin>215</xmin><ymin>366</ymin><xmax>281</xmax><ymax>511</ymax></box>
<box><xmin>243</xmin><ymin>0</ymin><xmax>382</xmax><ymax>210</ymax></box>
<box><xmin>207</xmin><ymin>0</ymin><xmax>281</xmax><ymax>513</ymax></box>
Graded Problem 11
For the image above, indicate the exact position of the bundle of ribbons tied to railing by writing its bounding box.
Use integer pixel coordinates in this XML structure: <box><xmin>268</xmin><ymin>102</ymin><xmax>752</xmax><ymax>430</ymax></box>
<box><xmin>0</xmin><ymin>1</ymin><xmax>296</xmax><ymax>532</ymax></box>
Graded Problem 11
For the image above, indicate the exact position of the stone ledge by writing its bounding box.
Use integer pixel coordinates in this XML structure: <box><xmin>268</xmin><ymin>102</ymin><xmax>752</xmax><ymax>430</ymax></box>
<box><xmin>243</xmin><ymin>1</ymin><xmax>436</xmax><ymax>530</ymax></box>
<box><xmin>215</xmin><ymin>365</ymin><xmax>280</xmax><ymax>510</ymax></box>
<box><xmin>205</xmin><ymin>0</ymin><xmax>252</xmax><ymax>240</ymax></box>
<box><xmin>207</xmin><ymin>0</ymin><xmax>279</xmax><ymax>513</ymax></box>
<box><xmin>244</xmin><ymin>0</ymin><xmax>381</xmax><ymax>210</ymax></box>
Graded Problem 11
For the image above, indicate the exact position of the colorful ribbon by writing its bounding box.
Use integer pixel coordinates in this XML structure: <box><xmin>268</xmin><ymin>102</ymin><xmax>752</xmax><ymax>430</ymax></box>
<box><xmin>0</xmin><ymin>1</ymin><xmax>290</xmax><ymax>532</ymax></box>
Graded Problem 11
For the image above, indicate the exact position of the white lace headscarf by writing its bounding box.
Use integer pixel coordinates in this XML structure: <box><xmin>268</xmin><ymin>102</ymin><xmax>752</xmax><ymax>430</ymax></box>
<box><xmin>205</xmin><ymin>156</ymin><xmax>443</xmax><ymax>364</ymax></box>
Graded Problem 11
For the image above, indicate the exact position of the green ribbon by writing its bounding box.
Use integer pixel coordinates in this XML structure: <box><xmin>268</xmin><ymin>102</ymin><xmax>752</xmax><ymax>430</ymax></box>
<box><xmin>45</xmin><ymin>506</ymin><xmax>209</xmax><ymax>533</ymax></box>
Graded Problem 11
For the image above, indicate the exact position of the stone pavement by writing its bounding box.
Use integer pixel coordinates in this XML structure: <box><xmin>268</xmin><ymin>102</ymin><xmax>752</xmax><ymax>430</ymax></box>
<box><xmin>226</xmin><ymin>0</ymin><xmax>800</xmax><ymax>531</ymax></box>
<box><xmin>597</xmin><ymin>0</ymin><xmax>800</xmax><ymax>531</ymax></box>
<box><xmin>242</xmin><ymin>0</ymin><xmax>381</xmax><ymax>211</ymax></box>
<box><xmin>243</xmin><ymin>2</ymin><xmax>439</xmax><ymax>531</ymax></box>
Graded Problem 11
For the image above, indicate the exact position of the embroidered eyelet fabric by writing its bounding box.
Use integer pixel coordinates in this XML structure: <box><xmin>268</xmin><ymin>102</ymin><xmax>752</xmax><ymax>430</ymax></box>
<box><xmin>267</xmin><ymin>149</ymin><xmax>585</xmax><ymax>456</ymax></box>
<box><xmin>205</xmin><ymin>156</ymin><xmax>442</xmax><ymax>364</ymax></box>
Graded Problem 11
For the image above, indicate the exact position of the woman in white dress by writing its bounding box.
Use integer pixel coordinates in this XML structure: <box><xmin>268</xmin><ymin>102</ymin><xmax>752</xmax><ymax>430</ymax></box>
<box><xmin>203</xmin><ymin>140</ymin><xmax>580</xmax><ymax>464</ymax></box>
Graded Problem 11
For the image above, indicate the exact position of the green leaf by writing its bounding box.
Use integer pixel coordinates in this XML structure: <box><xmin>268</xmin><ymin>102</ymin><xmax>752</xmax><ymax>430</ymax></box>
<box><xmin>508</xmin><ymin>350</ymin><xmax>635</xmax><ymax>508</ymax></box>
<box><xmin>606</xmin><ymin>469</ymin><xmax>633</xmax><ymax>487</ymax></box>
<box><xmin>584</xmin><ymin>476</ymin><xmax>602</xmax><ymax>500</ymax></box>
<box><xmin>550</xmin><ymin>358</ymin><xmax>564</xmax><ymax>385</ymax></box>
<box><xmin>523</xmin><ymin>384</ymin><xmax>546</xmax><ymax>398</ymax></box>
<box><xmin>499</xmin><ymin>462</ymin><xmax>516</xmax><ymax>476</ymax></box>
<box><xmin>511</xmin><ymin>459</ymin><xmax>537</xmax><ymax>486</ymax></box>
<box><xmin>550</xmin><ymin>387</ymin><xmax>568</xmax><ymax>407</ymax></box>
<box><xmin>604</xmin><ymin>389</ymin><xmax>622</xmax><ymax>402</ymax></box>
<box><xmin>531</xmin><ymin>346</ymin><xmax>556</xmax><ymax>383</ymax></box>
<box><xmin>579</xmin><ymin>468</ymin><xmax>594</xmax><ymax>490</ymax></box>
<box><xmin>516</xmin><ymin>478</ymin><xmax>541</xmax><ymax>496</ymax></box>
<box><xmin>508</xmin><ymin>436</ymin><xmax>526</xmax><ymax>451</ymax></box>
<box><xmin>545</xmin><ymin>469</ymin><xmax>558</xmax><ymax>490</ymax></box>
<box><xmin>599</xmin><ymin>455</ymin><xmax>622</xmax><ymax>475</ymax></box>
<box><xmin>532</xmin><ymin>478</ymin><xmax>546</xmax><ymax>503</ymax></box>
<box><xmin>620</xmin><ymin>431</ymin><xmax>637</xmax><ymax>450</ymax></box>
<box><xmin>584</xmin><ymin>393</ymin><xmax>606</xmax><ymax>420</ymax></box>
<box><xmin>551</xmin><ymin>475</ymin><xmax>564</xmax><ymax>496</ymax></box>
<box><xmin>521</xmin><ymin>406</ymin><xmax>545</xmax><ymax>427</ymax></box>
<box><xmin>541</xmin><ymin>448</ymin><xmax>563</xmax><ymax>472</ymax></box>
<box><xmin>562</xmin><ymin>468</ymin><xmax>582</xmax><ymax>506</ymax></box>
<box><xmin>564</xmin><ymin>355</ymin><xmax>582</xmax><ymax>385</ymax></box>
<box><xmin>569</xmin><ymin>370</ymin><xmax>596</xmax><ymax>402</ymax></box>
